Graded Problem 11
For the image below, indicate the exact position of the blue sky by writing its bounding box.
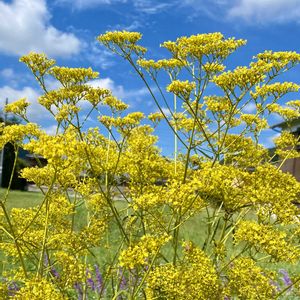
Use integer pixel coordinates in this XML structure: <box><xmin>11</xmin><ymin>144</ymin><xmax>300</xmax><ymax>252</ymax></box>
<box><xmin>1</xmin><ymin>0</ymin><xmax>300</xmax><ymax>155</ymax></box>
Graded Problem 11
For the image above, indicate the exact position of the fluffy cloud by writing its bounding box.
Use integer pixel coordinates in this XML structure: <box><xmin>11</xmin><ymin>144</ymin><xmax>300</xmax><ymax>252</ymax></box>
<box><xmin>0</xmin><ymin>69</ymin><xmax>14</xmax><ymax>80</ymax></box>
<box><xmin>242</xmin><ymin>103</ymin><xmax>257</xmax><ymax>114</ymax></box>
<box><xmin>0</xmin><ymin>0</ymin><xmax>81</xmax><ymax>57</ymax></box>
<box><xmin>55</xmin><ymin>0</ymin><xmax>127</xmax><ymax>10</ymax></box>
<box><xmin>89</xmin><ymin>78</ymin><xmax>154</xmax><ymax>108</ymax></box>
<box><xmin>0</xmin><ymin>85</ymin><xmax>48</xmax><ymax>122</ymax></box>
<box><xmin>56</xmin><ymin>0</ymin><xmax>171</xmax><ymax>13</ymax></box>
<box><xmin>181</xmin><ymin>0</ymin><xmax>300</xmax><ymax>24</ymax></box>
<box><xmin>132</xmin><ymin>0</ymin><xmax>172</xmax><ymax>14</ymax></box>
<box><xmin>228</xmin><ymin>0</ymin><xmax>300</xmax><ymax>23</ymax></box>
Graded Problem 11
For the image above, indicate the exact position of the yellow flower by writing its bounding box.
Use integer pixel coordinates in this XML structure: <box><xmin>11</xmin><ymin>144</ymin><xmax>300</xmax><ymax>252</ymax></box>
<box><xmin>167</xmin><ymin>80</ymin><xmax>196</xmax><ymax>99</ymax></box>
<box><xmin>4</xmin><ymin>98</ymin><xmax>29</xmax><ymax>116</ymax></box>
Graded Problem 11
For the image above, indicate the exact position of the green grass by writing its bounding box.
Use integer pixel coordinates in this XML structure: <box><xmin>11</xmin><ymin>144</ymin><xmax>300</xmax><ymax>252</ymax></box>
<box><xmin>1</xmin><ymin>189</ymin><xmax>300</xmax><ymax>299</ymax></box>
<box><xmin>0</xmin><ymin>188</ymin><xmax>44</xmax><ymax>210</ymax></box>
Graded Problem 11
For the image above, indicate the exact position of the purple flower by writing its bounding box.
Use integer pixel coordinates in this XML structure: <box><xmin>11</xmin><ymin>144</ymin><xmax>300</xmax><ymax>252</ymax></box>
<box><xmin>119</xmin><ymin>268</ymin><xmax>126</xmax><ymax>290</ymax></box>
<box><xmin>74</xmin><ymin>282</ymin><xmax>83</xmax><ymax>300</ymax></box>
<box><xmin>44</xmin><ymin>253</ymin><xmax>59</xmax><ymax>279</ymax></box>
<box><xmin>279</xmin><ymin>269</ymin><xmax>293</xmax><ymax>287</ymax></box>
<box><xmin>7</xmin><ymin>281</ymin><xmax>19</xmax><ymax>297</ymax></box>
<box><xmin>50</xmin><ymin>267</ymin><xmax>60</xmax><ymax>279</ymax></box>
<box><xmin>86</xmin><ymin>268</ymin><xmax>95</xmax><ymax>291</ymax></box>
<box><xmin>270</xmin><ymin>279</ymin><xmax>281</xmax><ymax>292</ymax></box>
<box><xmin>94</xmin><ymin>264</ymin><xmax>103</xmax><ymax>294</ymax></box>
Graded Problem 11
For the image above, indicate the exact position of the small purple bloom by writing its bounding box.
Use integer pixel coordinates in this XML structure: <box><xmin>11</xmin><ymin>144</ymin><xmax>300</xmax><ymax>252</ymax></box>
<box><xmin>7</xmin><ymin>281</ymin><xmax>19</xmax><ymax>297</ymax></box>
<box><xmin>50</xmin><ymin>267</ymin><xmax>60</xmax><ymax>279</ymax></box>
<box><xmin>44</xmin><ymin>253</ymin><xmax>59</xmax><ymax>278</ymax></box>
<box><xmin>119</xmin><ymin>268</ymin><xmax>126</xmax><ymax>290</ymax></box>
<box><xmin>279</xmin><ymin>269</ymin><xmax>293</xmax><ymax>287</ymax></box>
<box><xmin>94</xmin><ymin>264</ymin><xmax>103</xmax><ymax>294</ymax></box>
<box><xmin>86</xmin><ymin>268</ymin><xmax>95</xmax><ymax>291</ymax></box>
<box><xmin>74</xmin><ymin>282</ymin><xmax>83</xmax><ymax>300</ymax></box>
<box><xmin>270</xmin><ymin>279</ymin><xmax>281</xmax><ymax>292</ymax></box>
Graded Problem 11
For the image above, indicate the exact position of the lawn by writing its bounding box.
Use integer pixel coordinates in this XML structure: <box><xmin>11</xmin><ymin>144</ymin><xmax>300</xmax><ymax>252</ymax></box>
<box><xmin>0</xmin><ymin>188</ymin><xmax>44</xmax><ymax>210</ymax></box>
<box><xmin>1</xmin><ymin>188</ymin><xmax>299</xmax><ymax>299</ymax></box>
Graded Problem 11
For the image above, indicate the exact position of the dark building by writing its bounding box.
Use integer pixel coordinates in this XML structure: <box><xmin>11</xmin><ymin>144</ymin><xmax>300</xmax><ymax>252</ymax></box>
<box><xmin>271</xmin><ymin>118</ymin><xmax>300</xmax><ymax>181</ymax></box>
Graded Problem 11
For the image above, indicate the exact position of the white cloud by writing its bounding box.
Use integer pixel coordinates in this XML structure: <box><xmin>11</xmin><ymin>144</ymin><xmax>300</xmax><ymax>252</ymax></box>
<box><xmin>159</xmin><ymin>106</ymin><xmax>172</xmax><ymax>117</ymax></box>
<box><xmin>56</xmin><ymin>0</ymin><xmax>171</xmax><ymax>13</ymax></box>
<box><xmin>132</xmin><ymin>0</ymin><xmax>172</xmax><ymax>14</ymax></box>
<box><xmin>43</xmin><ymin>124</ymin><xmax>62</xmax><ymax>136</ymax></box>
<box><xmin>242</xmin><ymin>103</ymin><xmax>256</xmax><ymax>113</ymax></box>
<box><xmin>0</xmin><ymin>85</ymin><xmax>48</xmax><ymax>122</ymax></box>
<box><xmin>89</xmin><ymin>78</ymin><xmax>154</xmax><ymax>108</ymax></box>
<box><xmin>89</xmin><ymin>78</ymin><xmax>125</xmax><ymax>98</ymax></box>
<box><xmin>56</xmin><ymin>0</ymin><xmax>127</xmax><ymax>10</ymax></box>
<box><xmin>263</xmin><ymin>131</ymin><xmax>280</xmax><ymax>148</ymax></box>
<box><xmin>181</xmin><ymin>0</ymin><xmax>300</xmax><ymax>24</ymax></box>
<box><xmin>0</xmin><ymin>0</ymin><xmax>81</xmax><ymax>58</ymax></box>
<box><xmin>228</xmin><ymin>0</ymin><xmax>300</xmax><ymax>24</ymax></box>
<box><xmin>85</xmin><ymin>42</ymin><xmax>116</xmax><ymax>69</ymax></box>
<box><xmin>109</xmin><ymin>20</ymin><xmax>143</xmax><ymax>31</ymax></box>
<box><xmin>0</xmin><ymin>68</ymin><xmax>14</xmax><ymax>80</ymax></box>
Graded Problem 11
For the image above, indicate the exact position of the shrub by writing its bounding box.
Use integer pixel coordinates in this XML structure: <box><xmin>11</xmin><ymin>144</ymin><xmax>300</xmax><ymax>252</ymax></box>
<box><xmin>0</xmin><ymin>31</ymin><xmax>300</xmax><ymax>299</ymax></box>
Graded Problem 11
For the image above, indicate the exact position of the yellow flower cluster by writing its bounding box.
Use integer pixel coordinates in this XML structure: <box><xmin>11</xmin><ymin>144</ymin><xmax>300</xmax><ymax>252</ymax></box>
<box><xmin>38</xmin><ymin>85</ymin><xmax>109</xmax><ymax>110</ymax></box>
<box><xmin>97</xmin><ymin>31</ymin><xmax>146</xmax><ymax>55</ymax></box>
<box><xmin>274</xmin><ymin>131</ymin><xmax>299</xmax><ymax>150</ymax></box>
<box><xmin>235</xmin><ymin>221</ymin><xmax>300</xmax><ymax>262</ymax></box>
<box><xmin>103</xmin><ymin>95</ymin><xmax>128</xmax><ymax>111</ymax></box>
<box><xmin>20</xmin><ymin>52</ymin><xmax>55</xmax><ymax>76</ymax></box>
<box><xmin>166</xmin><ymin>80</ymin><xmax>196</xmax><ymax>99</ymax></box>
<box><xmin>204</xmin><ymin>95</ymin><xmax>232</xmax><ymax>112</ymax></box>
<box><xmin>119</xmin><ymin>234</ymin><xmax>170</xmax><ymax>269</ymax></box>
<box><xmin>133</xmin><ymin>178</ymin><xmax>205</xmax><ymax>213</ymax></box>
<box><xmin>55</xmin><ymin>104</ymin><xmax>80</xmax><ymax>122</ymax></box>
<box><xmin>194</xmin><ymin>163</ymin><xmax>249</xmax><ymax>211</ymax></box>
<box><xmin>123</xmin><ymin>126</ymin><xmax>170</xmax><ymax>190</ymax></box>
<box><xmin>245</xmin><ymin>164</ymin><xmax>300</xmax><ymax>223</ymax></box>
<box><xmin>170</xmin><ymin>112</ymin><xmax>195</xmax><ymax>132</ymax></box>
<box><xmin>0</xmin><ymin>123</ymin><xmax>40</xmax><ymax>148</ymax></box>
<box><xmin>137</xmin><ymin>58</ymin><xmax>186</xmax><ymax>71</ymax></box>
<box><xmin>53</xmin><ymin>252</ymin><xmax>86</xmax><ymax>287</ymax></box>
<box><xmin>222</xmin><ymin>134</ymin><xmax>268</xmax><ymax>167</ymax></box>
<box><xmin>160</xmin><ymin>32</ymin><xmax>246</xmax><ymax>60</ymax></box>
<box><xmin>146</xmin><ymin>242</ymin><xmax>220</xmax><ymax>300</ymax></box>
<box><xmin>252</xmin><ymin>82</ymin><xmax>300</xmax><ymax>100</ymax></box>
<box><xmin>240</xmin><ymin>113</ymin><xmax>268</xmax><ymax>131</ymax></box>
<box><xmin>21</xmin><ymin>165</ymin><xmax>55</xmax><ymax>187</ymax></box>
<box><xmin>4</xmin><ymin>98</ymin><xmax>29</xmax><ymax>116</ymax></box>
<box><xmin>255</xmin><ymin>50</ymin><xmax>300</xmax><ymax>70</ymax></box>
<box><xmin>213</xmin><ymin>66</ymin><xmax>265</xmax><ymax>90</ymax></box>
<box><xmin>202</xmin><ymin>61</ymin><xmax>225</xmax><ymax>74</ymax></box>
<box><xmin>84</xmin><ymin>86</ymin><xmax>112</xmax><ymax>107</ymax></box>
<box><xmin>14</xmin><ymin>278</ymin><xmax>66</xmax><ymax>300</ymax></box>
<box><xmin>99</xmin><ymin>112</ymin><xmax>144</xmax><ymax>133</ymax></box>
<box><xmin>98</xmin><ymin>30</ymin><xmax>142</xmax><ymax>44</ymax></box>
<box><xmin>148</xmin><ymin>112</ymin><xmax>164</xmax><ymax>124</ymax></box>
<box><xmin>267</xmin><ymin>103</ymin><xmax>300</xmax><ymax>120</ymax></box>
<box><xmin>3</xmin><ymin>32</ymin><xmax>300</xmax><ymax>299</ymax></box>
<box><xmin>274</xmin><ymin>130</ymin><xmax>300</xmax><ymax>158</ymax></box>
<box><xmin>286</xmin><ymin>99</ymin><xmax>300</xmax><ymax>109</ymax></box>
<box><xmin>0</xmin><ymin>193</ymin><xmax>75</xmax><ymax>258</ymax></box>
<box><xmin>228</xmin><ymin>257</ymin><xmax>276</xmax><ymax>300</ymax></box>
<box><xmin>49</xmin><ymin>66</ymin><xmax>98</xmax><ymax>86</ymax></box>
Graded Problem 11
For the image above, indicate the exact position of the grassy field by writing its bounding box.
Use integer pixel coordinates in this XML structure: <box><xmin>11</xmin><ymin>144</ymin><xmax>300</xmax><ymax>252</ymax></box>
<box><xmin>0</xmin><ymin>188</ymin><xmax>299</xmax><ymax>299</ymax></box>
<box><xmin>0</xmin><ymin>188</ymin><xmax>44</xmax><ymax>210</ymax></box>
